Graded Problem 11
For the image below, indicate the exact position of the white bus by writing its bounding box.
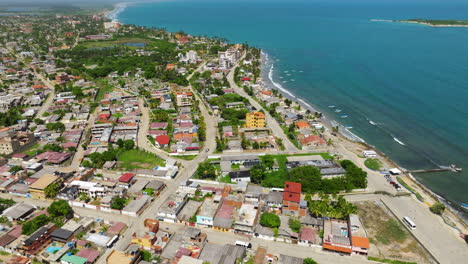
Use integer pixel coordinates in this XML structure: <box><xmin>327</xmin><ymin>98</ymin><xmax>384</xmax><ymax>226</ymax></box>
<box><xmin>235</xmin><ymin>240</ymin><xmax>252</xmax><ymax>248</ymax></box>
<box><xmin>403</xmin><ymin>216</ymin><xmax>416</xmax><ymax>229</ymax></box>
<box><xmin>106</xmin><ymin>235</ymin><xmax>119</xmax><ymax>248</ymax></box>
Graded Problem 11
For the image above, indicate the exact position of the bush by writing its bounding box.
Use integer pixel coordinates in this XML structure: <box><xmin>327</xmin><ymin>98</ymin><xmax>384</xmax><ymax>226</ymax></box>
<box><xmin>47</xmin><ymin>200</ymin><xmax>73</xmax><ymax>218</ymax></box>
<box><xmin>429</xmin><ymin>202</ymin><xmax>445</xmax><ymax>215</ymax></box>
<box><xmin>22</xmin><ymin>214</ymin><xmax>50</xmax><ymax>235</ymax></box>
<box><xmin>304</xmin><ymin>258</ymin><xmax>317</xmax><ymax>264</ymax></box>
<box><xmin>288</xmin><ymin>217</ymin><xmax>301</xmax><ymax>233</ymax></box>
<box><xmin>259</xmin><ymin>212</ymin><xmax>280</xmax><ymax>228</ymax></box>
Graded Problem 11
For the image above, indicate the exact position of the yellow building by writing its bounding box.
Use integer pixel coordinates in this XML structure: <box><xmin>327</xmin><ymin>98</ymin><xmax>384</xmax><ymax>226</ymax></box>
<box><xmin>245</xmin><ymin>112</ymin><xmax>266</xmax><ymax>128</ymax></box>
<box><xmin>29</xmin><ymin>174</ymin><xmax>60</xmax><ymax>199</ymax></box>
<box><xmin>131</xmin><ymin>234</ymin><xmax>156</xmax><ymax>250</ymax></box>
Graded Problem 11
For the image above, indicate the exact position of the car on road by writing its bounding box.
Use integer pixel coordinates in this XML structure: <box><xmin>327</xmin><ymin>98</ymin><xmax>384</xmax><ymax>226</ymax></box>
<box><xmin>205</xmin><ymin>148</ymin><xmax>209</xmax><ymax>152</ymax></box>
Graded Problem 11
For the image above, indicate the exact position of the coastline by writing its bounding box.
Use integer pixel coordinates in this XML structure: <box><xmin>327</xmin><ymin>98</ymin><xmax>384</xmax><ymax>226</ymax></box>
<box><xmin>260</xmin><ymin>51</ymin><xmax>468</xmax><ymax>228</ymax></box>
<box><xmin>397</xmin><ymin>21</ymin><xmax>468</xmax><ymax>27</ymax></box>
<box><xmin>104</xmin><ymin>2</ymin><xmax>129</xmax><ymax>21</ymax></box>
<box><xmin>113</xmin><ymin>1</ymin><xmax>467</xmax><ymax>228</ymax></box>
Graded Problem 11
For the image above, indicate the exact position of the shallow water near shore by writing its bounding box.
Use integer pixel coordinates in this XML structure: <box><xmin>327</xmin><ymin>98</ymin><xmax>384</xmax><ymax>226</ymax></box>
<box><xmin>118</xmin><ymin>0</ymin><xmax>468</xmax><ymax>214</ymax></box>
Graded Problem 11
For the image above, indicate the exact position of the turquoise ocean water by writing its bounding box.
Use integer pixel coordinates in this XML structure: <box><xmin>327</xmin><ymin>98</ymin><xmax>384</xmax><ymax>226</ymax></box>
<box><xmin>118</xmin><ymin>0</ymin><xmax>468</xmax><ymax>212</ymax></box>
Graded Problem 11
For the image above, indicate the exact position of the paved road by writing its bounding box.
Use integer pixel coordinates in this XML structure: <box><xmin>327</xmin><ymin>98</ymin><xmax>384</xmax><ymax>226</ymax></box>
<box><xmin>34</xmin><ymin>71</ymin><xmax>56</xmax><ymax>118</ymax></box>
<box><xmin>381</xmin><ymin>196</ymin><xmax>468</xmax><ymax>264</ymax></box>
<box><xmin>70</xmin><ymin>111</ymin><xmax>98</xmax><ymax>169</ymax></box>
<box><xmin>225</xmin><ymin>56</ymin><xmax>298</xmax><ymax>152</ymax></box>
<box><xmin>96</xmin><ymin>62</ymin><xmax>219</xmax><ymax>264</ymax></box>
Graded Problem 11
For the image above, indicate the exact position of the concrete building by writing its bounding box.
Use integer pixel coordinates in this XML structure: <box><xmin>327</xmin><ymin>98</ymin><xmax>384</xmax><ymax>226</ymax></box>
<box><xmin>196</xmin><ymin>199</ymin><xmax>219</xmax><ymax>227</ymax></box>
<box><xmin>233</xmin><ymin>204</ymin><xmax>258</xmax><ymax>234</ymax></box>
<box><xmin>29</xmin><ymin>174</ymin><xmax>61</xmax><ymax>199</ymax></box>
<box><xmin>245</xmin><ymin>112</ymin><xmax>266</xmax><ymax>128</ymax></box>
<box><xmin>0</xmin><ymin>131</ymin><xmax>34</xmax><ymax>155</ymax></box>
<box><xmin>176</xmin><ymin>92</ymin><xmax>193</xmax><ymax>107</ymax></box>
<box><xmin>157</xmin><ymin>194</ymin><xmax>188</xmax><ymax>223</ymax></box>
<box><xmin>199</xmin><ymin>243</ymin><xmax>246</xmax><ymax>264</ymax></box>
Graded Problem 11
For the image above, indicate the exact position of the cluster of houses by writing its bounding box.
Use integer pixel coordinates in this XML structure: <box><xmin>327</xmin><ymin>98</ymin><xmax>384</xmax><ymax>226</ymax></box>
<box><xmin>86</xmin><ymin>92</ymin><xmax>141</xmax><ymax>154</ymax></box>
<box><xmin>112</xmin><ymin>218</ymin><xmax>310</xmax><ymax>264</ymax></box>
<box><xmin>0</xmin><ymin>201</ymin><xmax>128</xmax><ymax>264</ymax></box>
<box><xmin>146</xmin><ymin>84</ymin><xmax>201</xmax><ymax>153</ymax></box>
<box><xmin>152</xmin><ymin>177</ymin><xmax>369</xmax><ymax>256</ymax></box>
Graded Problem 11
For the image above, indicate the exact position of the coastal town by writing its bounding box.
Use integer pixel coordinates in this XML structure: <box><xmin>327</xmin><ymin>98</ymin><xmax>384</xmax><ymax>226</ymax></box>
<box><xmin>0</xmin><ymin>3</ymin><xmax>466</xmax><ymax>264</ymax></box>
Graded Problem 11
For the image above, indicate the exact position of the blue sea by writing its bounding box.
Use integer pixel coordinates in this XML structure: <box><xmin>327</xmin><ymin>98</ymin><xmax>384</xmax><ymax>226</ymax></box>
<box><xmin>118</xmin><ymin>0</ymin><xmax>468</xmax><ymax>211</ymax></box>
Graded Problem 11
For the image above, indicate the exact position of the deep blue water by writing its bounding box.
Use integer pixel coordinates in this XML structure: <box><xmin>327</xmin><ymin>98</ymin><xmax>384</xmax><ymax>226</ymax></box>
<box><xmin>119</xmin><ymin>0</ymin><xmax>468</xmax><ymax>208</ymax></box>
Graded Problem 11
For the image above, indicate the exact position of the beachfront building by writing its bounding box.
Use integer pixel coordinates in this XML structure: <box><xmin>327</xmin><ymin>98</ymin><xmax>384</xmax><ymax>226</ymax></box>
<box><xmin>349</xmin><ymin>214</ymin><xmax>370</xmax><ymax>255</ymax></box>
<box><xmin>245</xmin><ymin>112</ymin><xmax>266</xmax><ymax>128</ymax></box>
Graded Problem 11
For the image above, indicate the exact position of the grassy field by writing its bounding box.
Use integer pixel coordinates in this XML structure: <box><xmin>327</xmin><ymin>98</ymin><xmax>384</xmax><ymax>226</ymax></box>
<box><xmin>117</xmin><ymin>149</ymin><xmax>165</xmax><ymax>170</ymax></box>
<box><xmin>176</xmin><ymin>155</ymin><xmax>197</xmax><ymax>161</ymax></box>
<box><xmin>357</xmin><ymin>201</ymin><xmax>430</xmax><ymax>263</ymax></box>
<box><xmin>364</xmin><ymin>158</ymin><xmax>383</xmax><ymax>170</ymax></box>
<box><xmin>95</xmin><ymin>79</ymin><xmax>114</xmax><ymax>102</ymax></box>
<box><xmin>23</xmin><ymin>143</ymin><xmax>41</xmax><ymax>156</ymax></box>
<box><xmin>290</xmin><ymin>152</ymin><xmax>334</xmax><ymax>160</ymax></box>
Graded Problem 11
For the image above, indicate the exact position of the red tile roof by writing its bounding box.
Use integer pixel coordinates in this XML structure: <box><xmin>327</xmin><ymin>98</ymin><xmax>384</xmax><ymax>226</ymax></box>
<box><xmin>156</xmin><ymin>135</ymin><xmax>170</xmax><ymax>145</ymax></box>
<box><xmin>283</xmin><ymin>192</ymin><xmax>301</xmax><ymax>203</ymax></box>
<box><xmin>118</xmin><ymin>173</ymin><xmax>135</xmax><ymax>183</ymax></box>
<box><xmin>323</xmin><ymin>243</ymin><xmax>352</xmax><ymax>253</ymax></box>
<box><xmin>284</xmin><ymin>181</ymin><xmax>301</xmax><ymax>194</ymax></box>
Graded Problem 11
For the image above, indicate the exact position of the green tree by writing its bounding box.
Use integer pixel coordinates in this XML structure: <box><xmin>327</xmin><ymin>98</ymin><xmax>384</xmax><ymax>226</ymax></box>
<box><xmin>22</xmin><ymin>214</ymin><xmax>50</xmax><ymax>235</ymax></box>
<box><xmin>47</xmin><ymin>200</ymin><xmax>73</xmax><ymax>218</ymax></box>
<box><xmin>123</xmin><ymin>140</ymin><xmax>135</xmax><ymax>150</ymax></box>
<box><xmin>288</xmin><ymin>166</ymin><xmax>322</xmax><ymax>193</ymax></box>
<box><xmin>259</xmin><ymin>212</ymin><xmax>280</xmax><ymax>228</ymax></box>
<box><xmin>9</xmin><ymin>166</ymin><xmax>23</xmax><ymax>173</ymax></box>
<box><xmin>196</xmin><ymin>161</ymin><xmax>217</xmax><ymax>180</ymax></box>
<box><xmin>430</xmin><ymin>202</ymin><xmax>446</xmax><ymax>215</ymax></box>
<box><xmin>288</xmin><ymin>217</ymin><xmax>301</xmax><ymax>233</ymax></box>
<box><xmin>79</xmin><ymin>193</ymin><xmax>91</xmax><ymax>203</ymax></box>
<box><xmin>260</xmin><ymin>155</ymin><xmax>275</xmax><ymax>169</ymax></box>
<box><xmin>44</xmin><ymin>182</ymin><xmax>61</xmax><ymax>198</ymax></box>
<box><xmin>111</xmin><ymin>197</ymin><xmax>127</xmax><ymax>210</ymax></box>
<box><xmin>250</xmin><ymin>164</ymin><xmax>265</xmax><ymax>184</ymax></box>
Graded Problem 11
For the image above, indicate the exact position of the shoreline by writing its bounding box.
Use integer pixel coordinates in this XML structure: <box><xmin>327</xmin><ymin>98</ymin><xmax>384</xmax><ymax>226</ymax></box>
<box><xmin>113</xmin><ymin>0</ymin><xmax>467</xmax><ymax>228</ymax></box>
<box><xmin>370</xmin><ymin>19</ymin><xmax>468</xmax><ymax>28</ymax></box>
<box><xmin>104</xmin><ymin>2</ymin><xmax>130</xmax><ymax>21</ymax></box>
<box><xmin>262</xmin><ymin>51</ymin><xmax>365</xmax><ymax>144</ymax></box>
<box><xmin>398</xmin><ymin>21</ymin><xmax>468</xmax><ymax>27</ymax></box>
<box><xmin>260</xmin><ymin>51</ymin><xmax>468</xmax><ymax>227</ymax></box>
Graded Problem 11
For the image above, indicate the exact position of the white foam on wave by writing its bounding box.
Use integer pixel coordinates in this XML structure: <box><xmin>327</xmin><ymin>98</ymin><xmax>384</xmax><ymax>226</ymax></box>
<box><xmin>298</xmin><ymin>99</ymin><xmax>313</xmax><ymax>109</ymax></box>
<box><xmin>392</xmin><ymin>136</ymin><xmax>406</xmax><ymax>146</ymax></box>
<box><xmin>107</xmin><ymin>2</ymin><xmax>128</xmax><ymax>21</ymax></box>
<box><xmin>268</xmin><ymin>63</ymin><xmax>296</xmax><ymax>98</ymax></box>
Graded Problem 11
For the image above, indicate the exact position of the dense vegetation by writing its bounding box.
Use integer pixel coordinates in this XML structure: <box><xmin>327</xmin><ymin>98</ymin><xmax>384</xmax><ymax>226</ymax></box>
<box><xmin>306</xmin><ymin>193</ymin><xmax>357</xmax><ymax>219</ymax></box>
<box><xmin>0</xmin><ymin>107</ymin><xmax>23</xmax><ymax>127</ymax></box>
<box><xmin>0</xmin><ymin>199</ymin><xmax>16</xmax><ymax>214</ymax></box>
<box><xmin>259</xmin><ymin>212</ymin><xmax>281</xmax><ymax>228</ymax></box>
<box><xmin>22</xmin><ymin>201</ymin><xmax>73</xmax><ymax>235</ymax></box>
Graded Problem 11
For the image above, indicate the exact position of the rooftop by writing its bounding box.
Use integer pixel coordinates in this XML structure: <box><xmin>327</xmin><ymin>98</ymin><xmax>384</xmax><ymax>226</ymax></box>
<box><xmin>29</xmin><ymin>174</ymin><xmax>59</xmax><ymax>190</ymax></box>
